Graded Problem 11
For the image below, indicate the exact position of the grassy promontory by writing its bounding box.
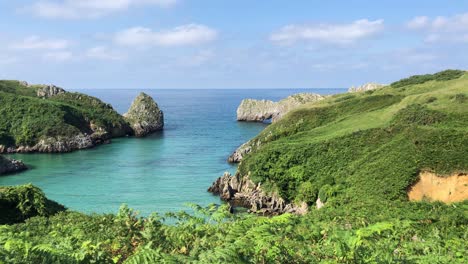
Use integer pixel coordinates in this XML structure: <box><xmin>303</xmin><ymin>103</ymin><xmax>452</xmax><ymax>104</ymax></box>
<box><xmin>0</xmin><ymin>81</ymin><xmax>132</xmax><ymax>151</ymax></box>
<box><xmin>0</xmin><ymin>70</ymin><xmax>466</xmax><ymax>263</ymax></box>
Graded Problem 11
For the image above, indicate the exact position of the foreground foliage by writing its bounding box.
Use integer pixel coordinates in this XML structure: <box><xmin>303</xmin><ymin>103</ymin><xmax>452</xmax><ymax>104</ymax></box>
<box><xmin>0</xmin><ymin>192</ymin><xmax>466</xmax><ymax>263</ymax></box>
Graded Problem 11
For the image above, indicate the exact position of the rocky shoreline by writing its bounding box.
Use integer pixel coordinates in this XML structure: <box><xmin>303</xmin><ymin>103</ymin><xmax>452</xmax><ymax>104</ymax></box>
<box><xmin>208</xmin><ymin>172</ymin><xmax>307</xmax><ymax>215</ymax></box>
<box><xmin>0</xmin><ymin>156</ymin><xmax>27</xmax><ymax>175</ymax></box>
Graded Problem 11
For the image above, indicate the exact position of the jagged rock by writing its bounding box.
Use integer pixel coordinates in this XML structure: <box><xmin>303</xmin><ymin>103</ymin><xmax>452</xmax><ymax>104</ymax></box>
<box><xmin>348</xmin><ymin>82</ymin><xmax>385</xmax><ymax>93</ymax></box>
<box><xmin>236</xmin><ymin>93</ymin><xmax>323</xmax><ymax>122</ymax></box>
<box><xmin>36</xmin><ymin>84</ymin><xmax>66</xmax><ymax>98</ymax></box>
<box><xmin>227</xmin><ymin>141</ymin><xmax>252</xmax><ymax>163</ymax></box>
<box><xmin>124</xmin><ymin>93</ymin><xmax>164</xmax><ymax>137</ymax></box>
<box><xmin>208</xmin><ymin>172</ymin><xmax>308</xmax><ymax>215</ymax></box>
<box><xmin>0</xmin><ymin>156</ymin><xmax>27</xmax><ymax>175</ymax></box>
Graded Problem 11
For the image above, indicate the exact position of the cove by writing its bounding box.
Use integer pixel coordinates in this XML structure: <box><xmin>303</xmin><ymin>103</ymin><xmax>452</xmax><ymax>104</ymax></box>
<box><xmin>0</xmin><ymin>88</ymin><xmax>344</xmax><ymax>215</ymax></box>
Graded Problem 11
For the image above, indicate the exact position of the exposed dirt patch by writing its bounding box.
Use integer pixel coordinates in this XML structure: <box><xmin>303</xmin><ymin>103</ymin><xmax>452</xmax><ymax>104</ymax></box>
<box><xmin>408</xmin><ymin>172</ymin><xmax>468</xmax><ymax>203</ymax></box>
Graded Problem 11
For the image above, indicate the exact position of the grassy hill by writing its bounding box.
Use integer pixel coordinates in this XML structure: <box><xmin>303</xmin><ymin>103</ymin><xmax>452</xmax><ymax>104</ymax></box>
<box><xmin>0</xmin><ymin>81</ymin><xmax>131</xmax><ymax>150</ymax></box>
<box><xmin>0</xmin><ymin>71</ymin><xmax>466</xmax><ymax>263</ymax></box>
<box><xmin>238</xmin><ymin>69</ymin><xmax>468</xmax><ymax>205</ymax></box>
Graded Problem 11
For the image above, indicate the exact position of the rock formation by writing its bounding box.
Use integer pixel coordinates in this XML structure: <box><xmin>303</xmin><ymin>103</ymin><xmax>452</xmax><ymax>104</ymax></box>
<box><xmin>36</xmin><ymin>84</ymin><xmax>66</xmax><ymax>98</ymax></box>
<box><xmin>236</xmin><ymin>93</ymin><xmax>323</xmax><ymax>122</ymax></box>
<box><xmin>208</xmin><ymin>172</ymin><xmax>308</xmax><ymax>215</ymax></box>
<box><xmin>0</xmin><ymin>156</ymin><xmax>27</xmax><ymax>175</ymax></box>
<box><xmin>124</xmin><ymin>92</ymin><xmax>164</xmax><ymax>137</ymax></box>
<box><xmin>348</xmin><ymin>82</ymin><xmax>385</xmax><ymax>93</ymax></box>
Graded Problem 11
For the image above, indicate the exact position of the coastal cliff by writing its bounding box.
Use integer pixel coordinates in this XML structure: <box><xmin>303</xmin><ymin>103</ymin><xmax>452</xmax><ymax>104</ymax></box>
<box><xmin>124</xmin><ymin>92</ymin><xmax>164</xmax><ymax>137</ymax></box>
<box><xmin>236</xmin><ymin>93</ymin><xmax>323</xmax><ymax>122</ymax></box>
<box><xmin>0</xmin><ymin>156</ymin><xmax>27</xmax><ymax>175</ymax></box>
<box><xmin>0</xmin><ymin>80</ymin><xmax>164</xmax><ymax>153</ymax></box>
<box><xmin>208</xmin><ymin>172</ymin><xmax>307</xmax><ymax>215</ymax></box>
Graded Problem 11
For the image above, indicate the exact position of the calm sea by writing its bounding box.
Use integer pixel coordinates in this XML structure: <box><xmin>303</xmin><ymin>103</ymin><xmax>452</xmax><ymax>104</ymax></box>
<box><xmin>0</xmin><ymin>88</ymin><xmax>345</xmax><ymax>215</ymax></box>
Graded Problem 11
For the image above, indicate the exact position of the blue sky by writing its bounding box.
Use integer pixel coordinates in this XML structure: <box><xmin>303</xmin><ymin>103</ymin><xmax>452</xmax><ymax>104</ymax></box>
<box><xmin>0</xmin><ymin>0</ymin><xmax>467</xmax><ymax>89</ymax></box>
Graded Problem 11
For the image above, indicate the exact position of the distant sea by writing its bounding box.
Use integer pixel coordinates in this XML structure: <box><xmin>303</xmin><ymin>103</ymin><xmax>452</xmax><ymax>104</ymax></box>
<box><xmin>0</xmin><ymin>88</ymin><xmax>346</xmax><ymax>215</ymax></box>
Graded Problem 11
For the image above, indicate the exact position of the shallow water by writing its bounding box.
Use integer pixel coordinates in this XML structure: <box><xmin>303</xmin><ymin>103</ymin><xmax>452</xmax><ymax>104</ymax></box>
<box><xmin>0</xmin><ymin>88</ymin><xmax>345</xmax><ymax>215</ymax></box>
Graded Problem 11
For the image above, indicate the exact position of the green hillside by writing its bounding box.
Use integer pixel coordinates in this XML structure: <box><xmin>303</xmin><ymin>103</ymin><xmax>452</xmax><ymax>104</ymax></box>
<box><xmin>0</xmin><ymin>71</ymin><xmax>466</xmax><ymax>263</ymax></box>
<box><xmin>238</xmin><ymin>70</ymin><xmax>468</xmax><ymax>205</ymax></box>
<box><xmin>0</xmin><ymin>81</ymin><xmax>131</xmax><ymax>149</ymax></box>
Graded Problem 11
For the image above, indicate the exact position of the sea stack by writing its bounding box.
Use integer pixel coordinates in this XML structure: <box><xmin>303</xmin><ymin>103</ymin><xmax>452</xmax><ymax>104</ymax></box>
<box><xmin>124</xmin><ymin>92</ymin><xmax>164</xmax><ymax>137</ymax></box>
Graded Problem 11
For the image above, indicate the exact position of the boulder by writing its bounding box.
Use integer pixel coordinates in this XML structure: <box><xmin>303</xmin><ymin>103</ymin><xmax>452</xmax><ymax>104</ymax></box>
<box><xmin>124</xmin><ymin>92</ymin><xmax>164</xmax><ymax>137</ymax></box>
<box><xmin>236</xmin><ymin>93</ymin><xmax>323</xmax><ymax>122</ymax></box>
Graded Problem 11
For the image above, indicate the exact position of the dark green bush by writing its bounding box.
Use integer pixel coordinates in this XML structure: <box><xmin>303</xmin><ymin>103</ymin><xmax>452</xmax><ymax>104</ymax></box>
<box><xmin>391</xmin><ymin>69</ymin><xmax>464</xmax><ymax>88</ymax></box>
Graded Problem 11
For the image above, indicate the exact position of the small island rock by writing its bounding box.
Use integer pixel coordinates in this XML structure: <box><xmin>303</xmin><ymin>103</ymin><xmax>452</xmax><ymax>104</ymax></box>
<box><xmin>124</xmin><ymin>92</ymin><xmax>164</xmax><ymax>137</ymax></box>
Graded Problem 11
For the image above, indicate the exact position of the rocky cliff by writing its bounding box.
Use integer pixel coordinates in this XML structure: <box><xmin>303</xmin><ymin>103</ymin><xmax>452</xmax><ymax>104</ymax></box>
<box><xmin>208</xmin><ymin>172</ymin><xmax>307</xmax><ymax>215</ymax></box>
<box><xmin>236</xmin><ymin>93</ymin><xmax>323</xmax><ymax>122</ymax></box>
<box><xmin>348</xmin><ymin>82</ymin><xmax>385</xmax><ymax>93</ymax></box>
<box><xmin>124</xmin><ymin>93</ymin><xmax>164</xmax><ymax>137</ymax></box>
<box><xmin>0</xmin><ymin>156</ymin><xmax>27</xmax><ymax>175</ymax></box>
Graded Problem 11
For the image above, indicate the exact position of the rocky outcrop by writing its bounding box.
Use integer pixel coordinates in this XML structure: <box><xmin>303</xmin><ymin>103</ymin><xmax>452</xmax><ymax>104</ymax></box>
<box><xmin>0</xmin><ymin>133</ymin><xmax>110</xmax><ymax>154</ymax></box>
<box><xmin>227</xmin><ymin>141</ymin><xmax>253</xmax><ymax>163</ymax></box>
<box><xmin>237</xmin><ymin>93</ymin><xmax>323</xmax><ymax>123</ymax></box>
<box><xmin>124</xmin><ymin>93</ymin><xmax>164</xmax><ymax>137</ymax></box>
<box><xmin>348</xmin><ymin>82</ymin><xmax>385</xmax><ymax>93</ymax></box>
<box><xmin>36</xmin><ymin>84</ymin><xmax>66</xmax><ymax>98</ymax></box>
<box><xmin>208</xmin><ymin>172</ymin><xmax>308</xmax><ymax>215</ymax></box>
<box><xmin>0</xmin><ymin>156</ymin><xmax>27</xmax><ymax>175</ymax></box>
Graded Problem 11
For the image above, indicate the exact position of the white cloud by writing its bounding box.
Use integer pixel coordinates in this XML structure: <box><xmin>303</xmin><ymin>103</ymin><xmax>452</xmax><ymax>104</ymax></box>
<box><xmin>11</xmin><ymin>36</ymin><xmax>69</xmax><ymax>50</ymax></box>
<box><xmin>85</xmin><ymin>46</ymin><xmax>123</xmax><ymax>60</ymax></box>
<box><xmin>43</xmin><ymin>51</ymin><xmax>73</xmax><ymax>61</ymax></box>
<box><xmin>114</xmin><ymin>24</ymin><xmax>218</xmax><ymax>47</ymax></box>
<box><xmin>407</xmin><ymin>16</ymin><xmax>429</xmax><ymax>29</ymax></box>
<box><xmin>28</xmin><ymin>0</ymin><xmax>177</xmax><ymax>19</ymax></box>
<box><xmin>407</xmin><ymin>13</ymin><xmax>468</xmax><ymax>43</ymax></box>
<box><xmin>270</xmin><ymin>19</ymin><xmax>384</xmax><ymax>45</ymax></box>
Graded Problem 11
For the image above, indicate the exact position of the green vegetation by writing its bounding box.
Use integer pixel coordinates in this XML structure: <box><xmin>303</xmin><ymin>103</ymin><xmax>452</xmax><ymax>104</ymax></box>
<box><xmin>0</xmin><ymin>81</ymin><xmax>131</xmax><ymax>147</ymax></box>
<box><xmin>0</xmin><ymin>70</ymin><xmax>467</xmax><ymax>262</ymax></box>
<box><xmin>0</xmin><ymin>184</ymin><xmax>65</xmax><ymax>225</ymax></box>
<box><xmin>390</xmin><ymin>69</ymin><xmax>464</xmax><ymax>88</ymax></box>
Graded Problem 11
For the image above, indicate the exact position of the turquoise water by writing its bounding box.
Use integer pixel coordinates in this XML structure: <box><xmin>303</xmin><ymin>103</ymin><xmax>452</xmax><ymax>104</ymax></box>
<box><xmin>0</xmin><ymin>89</ymin><xmax>345</xmax><ymax>215</ymax></box>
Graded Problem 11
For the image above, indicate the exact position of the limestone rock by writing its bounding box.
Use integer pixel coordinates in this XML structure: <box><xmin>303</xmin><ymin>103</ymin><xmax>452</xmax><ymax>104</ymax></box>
<box><xmin>348</xmin><ymin>82</ymin><xmax>385</xmax><ymax>93</ymax></box>
<box><xmin>124</xmin><ymin>92</ymin><xmax>164</xmax><ymax>137</ymax></box>
<box><xmin>227</xmin><ymin>141</ymin><xmax>252</xmax><ymax>163</ymax></box>
<box><xmin>236</xmin><ymin>93</ymin><xmax>323</xmax><ymax>122</ymax></box>
<box><xmin>36</xmin><ymin>84</ymin><xmax>66</xmax><ymax>98</ymax></box>
<box><xmin>208</xmin><ymin>172</ymin><xmax>308</xmax><ymax>215</ymax></box>
<box><xmin>0</xmin><ymin>156</ymin><xmax>27</xmax><ymax>175</ymax></box>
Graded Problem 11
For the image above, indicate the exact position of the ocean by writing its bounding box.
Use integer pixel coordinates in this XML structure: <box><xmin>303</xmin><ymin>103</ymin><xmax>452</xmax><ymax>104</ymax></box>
<box><xmin>0</xmin><ymin>88</ymin><xmax>345</xmax><ymax>215</ymax></box>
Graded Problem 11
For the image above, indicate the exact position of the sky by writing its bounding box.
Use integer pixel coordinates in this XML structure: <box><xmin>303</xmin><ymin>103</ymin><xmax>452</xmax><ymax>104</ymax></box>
<box><xmin>0</xmin><ymin>0</ymin><xmax>467</xmax><ymax>89</ymax></box>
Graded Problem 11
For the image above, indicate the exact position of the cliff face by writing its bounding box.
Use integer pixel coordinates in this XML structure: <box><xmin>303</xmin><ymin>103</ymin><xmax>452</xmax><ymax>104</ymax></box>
<box><xmin>0</xmin><ymin>156</ymin><xmax>27</xmax><ymax>175</ymax></box>
<box><xmin>236</xmin><ymin>93</ymin><xmax>323</xmax><ymax>122</ymax></box>
<box><xmin>348</xmin><ymin>82</ymin><xmax>385</xmax><ymax>93</ymax></box>
<box><xmin>208</xmin><ymin>172</ymin><xmax>308</xmax><ymax>215</ymax></box>
<box><xmin>124</xmin><ymin>93</ymin><xmax>164</xmax><ymax>137</ymax></box>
